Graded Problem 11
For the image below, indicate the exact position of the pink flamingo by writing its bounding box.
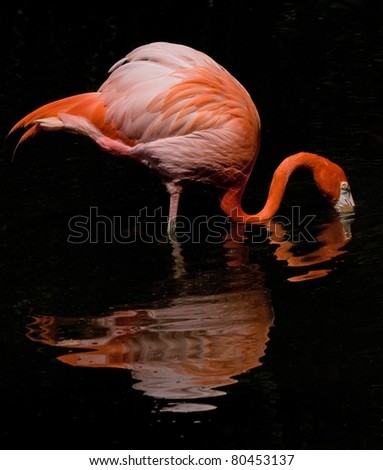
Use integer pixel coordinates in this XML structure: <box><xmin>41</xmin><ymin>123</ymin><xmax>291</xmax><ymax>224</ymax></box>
<box><xmin>9</xmin><ymin>41</ymin><xmax>355</xmax><ymax>234</ymax></box>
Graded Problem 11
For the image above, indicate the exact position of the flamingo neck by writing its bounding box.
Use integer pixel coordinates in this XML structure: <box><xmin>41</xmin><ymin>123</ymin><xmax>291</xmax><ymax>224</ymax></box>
<box><xmin>221</xmin><ymin>152</ymin><xmax>327</xmax><ymax>223</ymax></box>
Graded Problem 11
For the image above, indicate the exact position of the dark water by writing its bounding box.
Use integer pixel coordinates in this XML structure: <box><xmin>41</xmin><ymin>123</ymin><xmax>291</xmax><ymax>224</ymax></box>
<box><xmin>1</xmin><ymin>1</ymin><xmax>383</xmax><ymax>450</ymax></box>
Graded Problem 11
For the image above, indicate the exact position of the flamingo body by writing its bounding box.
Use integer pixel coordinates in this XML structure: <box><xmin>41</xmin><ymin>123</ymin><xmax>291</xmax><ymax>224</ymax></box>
<box><xmin>9</xmin><ymin>41</ymin><xmax>354</xmax><ymax>231</ymax></box>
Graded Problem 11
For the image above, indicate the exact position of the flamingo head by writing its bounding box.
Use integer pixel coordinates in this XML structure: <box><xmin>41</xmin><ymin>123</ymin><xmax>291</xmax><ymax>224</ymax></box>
<box><xmin>313</xmin><ymin>159</ymin><xmax>355</xmax><ymax>215</ymax></box>
<box><xmin>334</xmin><ymin>181</ymin><xmax>355</xmax><ymax>214</ymax></box>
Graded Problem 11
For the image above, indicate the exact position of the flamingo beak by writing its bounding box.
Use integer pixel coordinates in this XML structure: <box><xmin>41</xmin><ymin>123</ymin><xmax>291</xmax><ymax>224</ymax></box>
<box><xmin>334</xmin><ymin>182</ymin><xmax>355</xmax><ymax>214</ymax></box>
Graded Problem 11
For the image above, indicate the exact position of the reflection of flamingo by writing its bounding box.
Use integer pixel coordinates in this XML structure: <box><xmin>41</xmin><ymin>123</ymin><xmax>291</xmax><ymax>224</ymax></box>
<box><xmin>23</xmin><ymin>219</ymin><xmax>353</xmax><ymax>412</ymax></box>
<box><xmin>268</xmin><ymin>213</ymin><xmax>354</xmax><ymax>281</ymax></box>
<box><xmin>9</xmin><ymin>42</ymin><xmax>354</xmax><ymax>233</ymax></box>
<box><xmin>26</xmin><ymin>264</ymin><xmax>274</xmax><ymax>412</ymax></box>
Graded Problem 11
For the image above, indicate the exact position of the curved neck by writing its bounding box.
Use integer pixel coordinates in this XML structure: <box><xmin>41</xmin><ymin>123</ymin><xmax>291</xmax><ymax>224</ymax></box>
<box><xmin>221</xmin><ymin>152</ymin><xmax>327</xmax><ymax>223</ymax></box>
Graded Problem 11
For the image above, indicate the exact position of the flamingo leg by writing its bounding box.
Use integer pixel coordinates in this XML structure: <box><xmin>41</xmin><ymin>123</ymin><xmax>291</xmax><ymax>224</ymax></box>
<box><xmin>166</xmin><ymin>182</ymin><xmax>182</xmax><ymax>238</ymax></box>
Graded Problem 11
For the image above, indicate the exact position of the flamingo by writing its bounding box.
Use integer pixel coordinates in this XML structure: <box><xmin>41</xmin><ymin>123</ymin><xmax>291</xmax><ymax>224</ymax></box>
<box><xmin>9</xmin><ymin>41</ymin><xmax>355</xmax><ymax>234</ymax></box>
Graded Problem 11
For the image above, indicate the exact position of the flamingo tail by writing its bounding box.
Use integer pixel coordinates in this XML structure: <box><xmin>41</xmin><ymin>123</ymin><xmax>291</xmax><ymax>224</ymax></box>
<box><xmin>9</xmin><ymin>93</ymin><xmax>104</xmax><ymax>138</ymax></box>
<box><xmin>8</xmin><ymin>92</ymin><xmax>131</xmax><ymax>158</ymax></box>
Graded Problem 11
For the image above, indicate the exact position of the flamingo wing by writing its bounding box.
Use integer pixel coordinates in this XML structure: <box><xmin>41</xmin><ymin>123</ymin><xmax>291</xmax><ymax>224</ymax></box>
<box><xmin>98</xmin><ymin>42</ymin><xmax>260</xmax><ymax>187</ymax></box>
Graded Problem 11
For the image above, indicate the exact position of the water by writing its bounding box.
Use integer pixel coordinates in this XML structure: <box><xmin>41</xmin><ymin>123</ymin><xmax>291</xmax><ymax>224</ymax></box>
<box><xmin>1</xmin><ymin>1</ymin><xmax>382</xmax><ymax>450</ymax></box>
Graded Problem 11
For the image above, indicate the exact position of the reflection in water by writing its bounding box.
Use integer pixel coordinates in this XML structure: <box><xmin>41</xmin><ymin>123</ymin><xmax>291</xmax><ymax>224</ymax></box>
<box><xmin>268</xmin><ymin>213</ymin><xmax>354</xmax><ymax>281</ymax></box>
<box><xmin>27</xmin><ymin>264</ymin><xmax>274</xmax><ymax>412</ymax></box>
<box><xmin>25</xmin><ymin>215</ymin><xmax>352</xmax><ymax>412</ymax></box>
<box><xmin>27</xmin><ymin>281</ymin><xmax>273</xmax><ymax>408</ymax></box>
